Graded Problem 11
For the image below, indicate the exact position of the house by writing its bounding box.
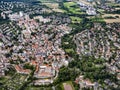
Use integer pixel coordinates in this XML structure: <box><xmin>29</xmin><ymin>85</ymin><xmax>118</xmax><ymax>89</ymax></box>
<box><xmin>22</xmin><ymin>30</ymin><xmax>31</xmax><ymax>39</ymax></box>
<box><xmin>75</xmin><ymin>76</ymin><xmax>99</xmax><ymax>90</ymax></box>
<box><xmin>86</xmin><ymin>8</ymin><xmax>96</xmax><ymax>15</ymax></box>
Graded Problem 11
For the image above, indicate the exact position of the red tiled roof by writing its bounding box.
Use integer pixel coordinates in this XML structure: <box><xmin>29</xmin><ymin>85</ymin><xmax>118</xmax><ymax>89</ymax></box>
<box><xmin>14</xmin><ymin>65</ymin><xmax>31</xmax><ymax>74</ymax></box>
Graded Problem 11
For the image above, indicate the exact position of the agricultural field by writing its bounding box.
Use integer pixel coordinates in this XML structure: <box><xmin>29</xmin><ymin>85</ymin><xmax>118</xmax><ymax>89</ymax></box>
<box><xmin>70</xmin><ymin>16</ymin><xmax>82</xmax><ymax>23</ymax></box>
<box><xmin>53</xmin><ymin>8</ymin><xmax>65</xmax><ymax>13</ymax></box>
<box><xmin>102</xmin><ymin>14</ymin><xmax>120</xmax><ymax>23</ymax></box>
<box><xmin>103</xmin><ymin>18</ymin><xmax>120</xmax><ymax>23</ymax></box>
<box><xmin>63</xmin><ymin>2</ymin><xmax>84</xmax><ymax>14</ymax></box>
<box><xmin>42</xmin><ymin>3</ymin><xmax>65</xmax><ymax>13</ymax></box>
<box><xmin>42</xmin><ymin>3</ymin><xmax>59</xmax><ymax>8</ymax></box>
<box><xmin>97</xmin><ymin>2</ymin><xmax>120</xmax><ymax>23</ymax></box>
<box><xmin>89</xmin><ymin>16</ymin><xmax>105</xmax><ymax>23</ymax></box>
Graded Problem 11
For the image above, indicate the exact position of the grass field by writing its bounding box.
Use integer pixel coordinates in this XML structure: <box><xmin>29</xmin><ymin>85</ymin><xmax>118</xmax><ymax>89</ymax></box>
<box><xmin>70</xmin><ymin>16</ymin><xmax>82</xmax><ymax>23</ymax></box>
<box><xmin>89</xmin><ymin>17</ymin><xmax>105</xmax><ymax>23</ymax></box>
<box><xmin>65</xmin><ymin>48</ymin><xmax>74</xmax><ymax>53</ymax></box>
<box><xmin>63</xmin><ymin>2</ymin><xmax>84</xmax><ymax>14</ymax></box>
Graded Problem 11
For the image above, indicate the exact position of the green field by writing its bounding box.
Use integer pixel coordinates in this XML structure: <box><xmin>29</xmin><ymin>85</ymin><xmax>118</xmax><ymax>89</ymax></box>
<box><xmin>70</xmin><ymin>16</ymin><xmax>82</xmax><ymax>23</ymax></box>
<box><xmin>63</xmin><ymin>2</ymin><xmax>84</xmax><ymax>14</ymax></box>
<box><xmin>65</xmin><ymin>48</ymin><xmax>74</xmax><ymax>53</ymax></box>
<box><xmin>90</xmin><ymin>17</ymin><xmax>105</xmax><ymax>23</ymax></box>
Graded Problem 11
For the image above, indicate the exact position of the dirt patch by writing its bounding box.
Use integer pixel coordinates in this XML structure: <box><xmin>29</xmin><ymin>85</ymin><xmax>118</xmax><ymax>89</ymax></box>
<box><xmin>63</xmin><ymin>83</ymin><xmax>73</xmax><ymax>90</ymax></box>
<box><xmin>104</xmin><ymin>18</ymin><xmax>120</xmax><ymax>23</ymax></box>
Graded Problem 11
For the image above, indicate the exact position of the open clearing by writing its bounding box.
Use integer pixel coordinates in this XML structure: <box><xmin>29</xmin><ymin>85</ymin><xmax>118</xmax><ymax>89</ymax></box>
<box><xmin>63</xmin><ymin>81</ymin><xmax>74</xmax><ymax>90</ymax></box>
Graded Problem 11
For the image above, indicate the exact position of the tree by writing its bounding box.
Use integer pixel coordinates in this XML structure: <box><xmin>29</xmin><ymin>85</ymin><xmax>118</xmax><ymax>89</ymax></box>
<box><xmin>23</xmin><ymin>63</ymin><xmax>34</xmax><ymax>70</ymax></box>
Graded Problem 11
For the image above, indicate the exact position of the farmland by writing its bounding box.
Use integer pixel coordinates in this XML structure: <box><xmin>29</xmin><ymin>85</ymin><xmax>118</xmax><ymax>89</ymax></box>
<box><xmin>102</xmin><ymin>14</ymin><xmax>120</xmax><ymax>23</ymax></box>
<box><xmin>42</xmin><ymin>3</ymin><xmax>65</xmax><ymax>13</ymax></box>
<box><xmin>70</xmin><ymin>16</ymin><xmax>82</xmax><ymax>23</ymax></box>
<box><xmin>63</xmin><ymin>2</ymin><xmax>84</xmax><ymax>15</ymax></box>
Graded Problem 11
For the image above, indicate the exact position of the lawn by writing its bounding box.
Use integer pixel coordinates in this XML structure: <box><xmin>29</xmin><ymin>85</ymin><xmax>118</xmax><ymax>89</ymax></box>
<box><xmin>65</xmin><ymin>48</ymin><xmax>74</xmax><ymax>53</ymax></box>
